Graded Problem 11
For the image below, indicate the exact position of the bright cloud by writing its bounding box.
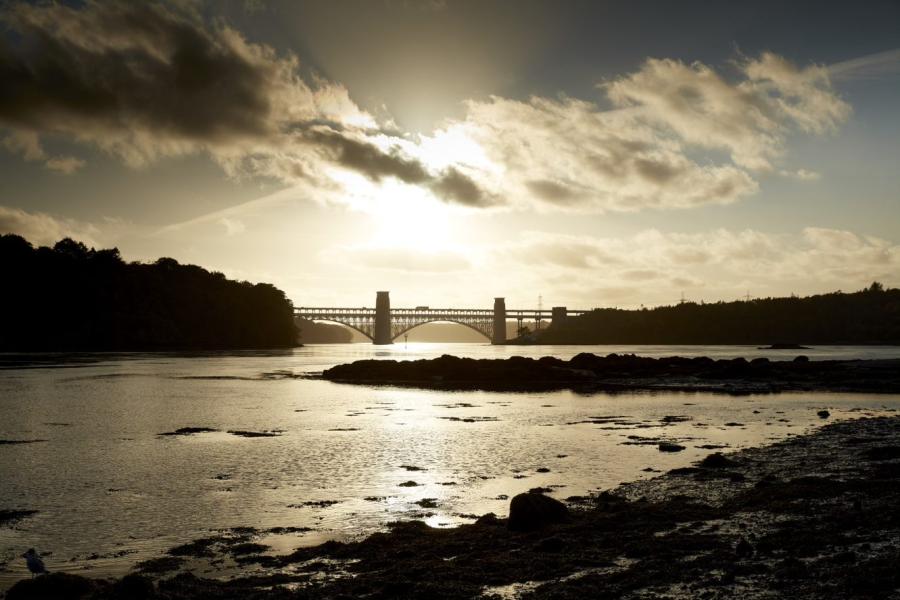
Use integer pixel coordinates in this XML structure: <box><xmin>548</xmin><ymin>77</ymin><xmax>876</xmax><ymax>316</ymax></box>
<box><xmin>494</xmin><ymin>227</ymin><xmax>900</xmax><ymax>305</ymax></box>
<box><xmin>607</xmin><ymin>54</ymin><xmax>850</xmax><ymax>171</ymax></box>
<box><xmin>327</xmin><ymin>245</ymin><xmax>472</xmax><ymax>273</ymax></box>
<box><xmin>0</xmin><ymin>205</ymin><xmax>102</xmax><ymax>246</ymax></box>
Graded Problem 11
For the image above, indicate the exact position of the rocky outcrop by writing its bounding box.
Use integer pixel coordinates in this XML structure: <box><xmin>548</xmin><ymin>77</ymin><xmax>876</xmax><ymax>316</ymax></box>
<box><xmin>320</xmin><ymin>353</ymin><xmax>900</xmax><ymax>394</ymax></box>
<box><xmin>507</xmin><ymin>492</ymin><xmax>570</xmax><ymax>532</ymax></box>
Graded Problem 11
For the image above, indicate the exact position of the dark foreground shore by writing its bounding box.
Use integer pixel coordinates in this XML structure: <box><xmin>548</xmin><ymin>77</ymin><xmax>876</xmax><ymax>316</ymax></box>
<box><xmin>321</xmin><ymin>353</ymin><xmax>900</xmax><ymax>393</ymax></box>
<box><xmin>7</xmin><ymin>415</ymin><xmax>900</xmax><ymax>599</ymax></box>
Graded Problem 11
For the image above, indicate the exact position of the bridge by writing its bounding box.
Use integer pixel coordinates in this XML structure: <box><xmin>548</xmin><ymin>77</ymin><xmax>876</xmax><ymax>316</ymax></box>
<box><xmin>294</xmin><ymin>291</ymin><xmax>588</xmax><ymax>345</ymax></box>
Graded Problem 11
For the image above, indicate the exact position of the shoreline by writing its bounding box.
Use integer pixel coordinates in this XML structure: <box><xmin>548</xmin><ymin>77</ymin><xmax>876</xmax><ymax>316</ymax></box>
<box><xmin>319</xmin><ymin>353</ymin><xmax>900</xmax><ymax>394</ymax></box>
<box><xmin>6</xmin><ymin>415</ymin><xmax>900</xmax><ymax>598</ymax></box>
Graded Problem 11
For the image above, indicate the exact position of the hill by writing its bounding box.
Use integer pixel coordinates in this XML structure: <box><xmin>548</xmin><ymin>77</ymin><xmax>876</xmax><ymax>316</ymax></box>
<box><xmin>0</xmin><ymin>235</ymin><xmax>298</xmax><ymax>351</ymax></box>
<box><xmin>526</xmin><ymin>284</ymin><xmax>900</xmax><ymax>345</ymax></box>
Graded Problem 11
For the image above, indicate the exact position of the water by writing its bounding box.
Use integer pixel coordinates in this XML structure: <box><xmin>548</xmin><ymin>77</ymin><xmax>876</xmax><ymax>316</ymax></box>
<box><xmin>1</xmin><ymin>343</ymin><xmax>899</xmax><ymax>588</ymax></box>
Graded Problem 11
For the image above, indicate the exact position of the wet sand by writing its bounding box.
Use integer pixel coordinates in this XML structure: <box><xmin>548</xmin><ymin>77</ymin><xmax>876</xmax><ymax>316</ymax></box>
<box><xmin>7</xmin><ymin>415</ymin><xmax>900</xmax><ymax>599</ymax></box>
<box><xmin>320</xmin><ymin>353</ymin><xmax>900</xmax><ymax>394</ymax></box>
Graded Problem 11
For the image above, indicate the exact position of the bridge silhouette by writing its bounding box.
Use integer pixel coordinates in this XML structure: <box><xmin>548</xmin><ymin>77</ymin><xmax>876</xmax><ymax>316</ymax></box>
<box><xmin>295</xmin><ymin>291</ymin><xmax>587</xmax><ymax>344</ymax></box>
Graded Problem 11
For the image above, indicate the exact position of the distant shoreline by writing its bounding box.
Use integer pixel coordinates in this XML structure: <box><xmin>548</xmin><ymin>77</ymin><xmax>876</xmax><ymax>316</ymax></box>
<box><xmin>319</xmin><ymin>353</ymin><xmax>900</xmax><ymax>394</ymax></box>
<box><xmin>506</xmin><ymin>340</ymin><xmax>900</xmax><ymax>347</ymax></box>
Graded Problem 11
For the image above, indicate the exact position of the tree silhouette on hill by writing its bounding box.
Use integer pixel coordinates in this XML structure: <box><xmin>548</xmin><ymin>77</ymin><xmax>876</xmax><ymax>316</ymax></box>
<box><xmin>0</xmin><ymin>235</ymin><xmax>298</xmax><ymax>350</ymax></box>
<box><xmin>531</xmin><ymin>283</ymin><xmax>900</xmax><ymax>345</ymax></box>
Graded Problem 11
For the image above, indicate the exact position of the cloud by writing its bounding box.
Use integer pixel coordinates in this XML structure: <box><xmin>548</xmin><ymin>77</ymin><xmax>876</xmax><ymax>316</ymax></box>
<box><xmin>418</xmin><ymin>51</ymin><xmax>847</xmax><ymax>213</ymax></box>
<box><xmin>829</xmin><ymin>48</ymin><xmax>900</xmax><ymax>81</ymax></box>
<box><xmin>2</xmin><ymin>130</ymin><xmax>85</xmax><ymax>173</ymax></box>
<box><xmin>0</xmin><ymin>205</ymin><xmax>101</xmax><ymax>246</ymax></box>
<box><xmin>780</xmin><ymin>168</ymin><xmax>821</xmax><ymax>181</ymax></box>
<box><xmin>328</xmin><ymin>245</ymin><xmax>471</xmax><ymax>272</ymax></box>
<box><xmin>429</xmin><ymin>167</ymin><xmax>491</xmax><ymax>207</ymax></box>
<box><xmin>495</xmin><ymin>227</ymin><xmax>900</xmax><ymax>302</ymax></box>
<box><xmin>0</xmin><ymin>1</ymin><xmax>375</xmax><ymax>165</ymax></box>
<box><xmin>497</xmin><ymin>232</ymin><xmax>624</xmax><ymax>269</ymax></box>
<box><xmin>218</xmin><ymin>217</ymin><xmax>246</xmax><ymax>236</ymax></box>
<box><xmin>2</xmin><ymin>130</ymin><xmax>44</xmax><ymax>161</ymax></box>
<box><xmin>307</xmin><ymin>129</ymin><xmax>430</xmax><ymax>185</ymax></box>
<box><xmin>606</xmin><ymin>54</ymin><xmax>850</xmax><ymax>170</ymax></box>
<box><xmin>435</xmin><ymin>95</ymin><xmax>759</xmax><ymax>212</ymax></box>
<box><xmin>44</xmin><ymin>156</ymin><xmax>86</xmax><ymax>174</ymax></box>
<box><xmin>0</xmin><ymin>1</ymin><xmax>851</xmax><ymax>214</ymax></box>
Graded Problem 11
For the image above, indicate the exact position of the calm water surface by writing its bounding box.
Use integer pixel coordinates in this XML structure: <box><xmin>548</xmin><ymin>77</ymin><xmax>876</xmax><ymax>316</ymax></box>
<box><xmin>2</xmin><ymin>343</ymin><xmax>899</xmax><ymax>588</ymax></box>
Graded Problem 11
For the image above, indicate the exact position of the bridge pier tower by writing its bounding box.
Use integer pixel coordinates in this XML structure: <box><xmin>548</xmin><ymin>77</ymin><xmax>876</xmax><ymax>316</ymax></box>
<box><xmin>492</xmin><ymin>297</ymin><xmax>506</xmax><ymax>345</ymax></box>
<box><xmin>551</xmin><ymin>306</ymin><xmax>568</xmax><ymax>328</ymax></box>
<box><xmin>374</xmin><ymin>291</ymin><xmax>392</xmax><ymax>345</ymax></box>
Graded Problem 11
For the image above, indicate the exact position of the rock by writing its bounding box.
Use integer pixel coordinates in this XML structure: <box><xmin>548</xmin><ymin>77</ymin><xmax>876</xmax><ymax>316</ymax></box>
<box><xmin>535</xmin><ymin>467</ymin><xmax>551</xmax><ymax>473</ymax></box>
<box><xmin>157</xmin><ymin>427</ymin><xmax>218</xmax><ymax>436</ymax></box>
<box><xmin>508</xmin><ymin>492</ymin><xmax>569</xmax><ymax>532</ymax></box>
<box><xmin>7</xmin><ymin>573</ymin><xmax>95</xmax><ymax>600</ymax></box>
<box><xmin>658</xmin><ymin>442</ymin><xmax>686</xmax><ymax>452</ymax></box>
<box><xmin>398</xmin><ymin>480</ymin><xmax>420</xmax><ymax>487</ymax></box>
<box><xmin>863</xmin><ymin>446</ymin><xmax>900</xmax><ymax>461</ymax></box>
<box><xmin>793</xmin><ymin>355</ymin><xmax>810</xmax><ymax>363</ymax></box>
<box><xmin>0</xmin><ymin>509</ymin><xmax>38</xmax><ymax>526</ymax></box>
<box><xmin>699</xmin><ymin>452</ymin><xmax>738</xmax><ymax>468</ymax></box>
<box><xmin>759</xmin><ymin>343</ymin><xmax>810</xmax><ymax>350</ymax></box>
<box><xmin>112</xmin><ymin>574</ymin><xmax>155</xmax><ymax>599</ymax></box>
<box><xmin>817</xmin><ymin>410</ymin><xmax>830</xmax><ymax>419</ymax></box>
<box><xmin>474</xmin><ymin>513</ymin><xmax>499</xmax><ymax>526</ymax></box>
<box><xmin>535</xmin><ymin>536</ymin><xmax>565</xmax><ymax>553</ymax></box>
<box><xmin>736</xmin><ymin>537</ymin><xmax>754</xmax><ymax>558</ymax></box>
<box><xmin>227</xmin><ymin>430</ymin><xmax>281</xmax><ymax>438</ymax></box>
<box><xmin>661</xmin><ymin>415</ymin><xmax>692</xmax><ymax>423</ymax></box>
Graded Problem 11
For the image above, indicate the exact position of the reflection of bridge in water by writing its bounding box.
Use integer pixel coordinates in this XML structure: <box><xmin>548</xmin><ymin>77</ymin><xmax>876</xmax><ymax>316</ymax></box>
<box><xmin>295</xmin><ymin>291</ymin><xmax>588</xmax><ymax>345</ymax></box>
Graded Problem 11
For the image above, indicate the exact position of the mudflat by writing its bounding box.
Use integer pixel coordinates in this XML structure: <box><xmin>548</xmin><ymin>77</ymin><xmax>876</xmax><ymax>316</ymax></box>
<box><xmin>7</xmin><ymin>415</ymin><xmax>900</xmax><ymax>599</ymax></box>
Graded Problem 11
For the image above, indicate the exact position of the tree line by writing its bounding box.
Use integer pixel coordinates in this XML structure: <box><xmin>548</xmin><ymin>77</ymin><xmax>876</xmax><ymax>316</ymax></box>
<box><xmin>530</xmin><ymin>283</ymin><xmax>900</xmax><ymax>345</ymax></box>
<box><xmin>0</xmin><ymin>235</ymin><xmax>298</xmax><ymax>350</ymax></box>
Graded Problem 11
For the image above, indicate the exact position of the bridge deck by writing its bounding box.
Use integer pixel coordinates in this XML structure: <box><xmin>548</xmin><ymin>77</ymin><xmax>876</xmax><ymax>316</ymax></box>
<box><xmin>296</xmin><ymin>307</ymin><xmax>590</xmax><ymax>318</ymax></box>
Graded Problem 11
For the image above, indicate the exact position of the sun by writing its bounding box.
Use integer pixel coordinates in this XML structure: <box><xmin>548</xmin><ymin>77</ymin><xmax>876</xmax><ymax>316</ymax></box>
<box><xmin>368</xmin><ymin>180</ymin><xmax>454</xmax><ymax>251</ymax></box>
<box><xmin>327</xmin><ymin>168</ymin><xmax>456</xmax><ymax>252</ymax></box>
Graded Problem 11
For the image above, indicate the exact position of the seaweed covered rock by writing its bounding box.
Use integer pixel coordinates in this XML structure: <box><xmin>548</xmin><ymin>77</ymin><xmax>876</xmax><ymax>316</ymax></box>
<box><xmin>507</xmin><ymin>492</ymin><xmax>569</xmax><ymax>532</ymax></box>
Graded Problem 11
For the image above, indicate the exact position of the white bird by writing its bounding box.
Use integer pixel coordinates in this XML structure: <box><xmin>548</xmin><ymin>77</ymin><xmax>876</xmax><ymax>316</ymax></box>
<box><xmin>22</xmin><ymin>548</ymin><xmax>48</xmax><ymax>578</ymax></box>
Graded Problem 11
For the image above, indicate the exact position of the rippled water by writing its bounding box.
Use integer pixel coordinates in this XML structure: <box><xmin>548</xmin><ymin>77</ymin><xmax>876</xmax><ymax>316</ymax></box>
<box><xmin>1</xmin><ymin>343</ymin><xmax>899</xmax><ymax>588</ymax></box>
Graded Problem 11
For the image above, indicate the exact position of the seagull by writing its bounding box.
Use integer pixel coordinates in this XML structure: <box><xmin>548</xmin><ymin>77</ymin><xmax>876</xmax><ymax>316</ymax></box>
<box><xmin>22</xmin><ymin>548</ymin><xmax>48</xmax><ymax>578</ymax></box>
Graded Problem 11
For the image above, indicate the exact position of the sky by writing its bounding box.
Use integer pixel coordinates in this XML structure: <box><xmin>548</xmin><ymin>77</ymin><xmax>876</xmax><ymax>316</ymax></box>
<box><xmin>1</xmin><ymin>0</ymin><xmax>899</xmax><ymax>310</ymax></box>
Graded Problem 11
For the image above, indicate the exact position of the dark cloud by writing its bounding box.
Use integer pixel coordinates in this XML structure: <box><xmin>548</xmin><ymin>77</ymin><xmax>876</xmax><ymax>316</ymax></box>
<box><xmin>633</xmin><ymin>158</ymin><xmax>680</xmax><ymax>185</ymax></box>
<box><xmin>308</xmin><ymin>129</ymin><xmax>493</xmax><ymax>206</ymax></box>
<box><xmin>307</xmin><ymin>129</ymin><xmax>430</xmax><ymax>184</ymax></box>
<box><xmin>0</xmin><ymin>1</ymin><xmax>279</xmax><ymax>155</ymax></box>
<box><xmin>430</xmin><ymin>167</ymin><xmax>490</xmax><ymax>207</ymax></box>
<box><xmin>526</xmin><ymin>179</ymin><xmax>581</xmax><ymax>204</ymax></box>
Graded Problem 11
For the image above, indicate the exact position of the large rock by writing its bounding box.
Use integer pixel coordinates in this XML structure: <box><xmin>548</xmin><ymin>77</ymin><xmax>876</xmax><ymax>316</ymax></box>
<box><xmin>6</xmin><ymin>573</ymin><xmax>95</xmax><ymax>600</ymax></box>
<box><xmin>508</xmin><ymin>492</ymin><xmax>569</xmax><ymax>532</ymax></box>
